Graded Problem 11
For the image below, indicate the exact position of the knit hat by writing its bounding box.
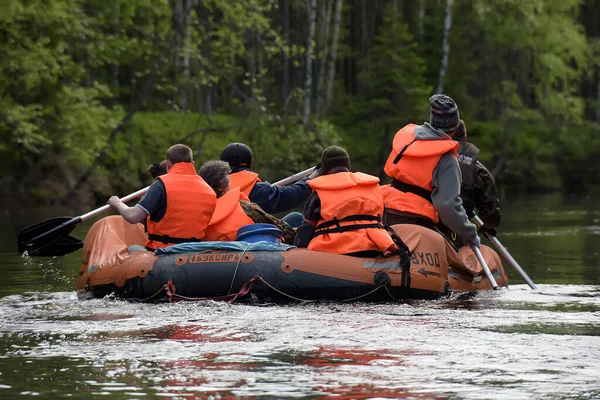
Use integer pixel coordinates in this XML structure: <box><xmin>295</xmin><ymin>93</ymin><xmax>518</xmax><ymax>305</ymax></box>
<box><xmin>321</xmin><ymin>146</ymin><xmax>351</xmax><ymax>174</ymax></box>
<box><xmin>454</xmin><ymin>119</ymin><xmax>467</xmax><ymax>141</ymax></box>
<box><xmin>429</xmin><ymin>94</ymin><xmax>460</xmax><ymax>132</ymax></box>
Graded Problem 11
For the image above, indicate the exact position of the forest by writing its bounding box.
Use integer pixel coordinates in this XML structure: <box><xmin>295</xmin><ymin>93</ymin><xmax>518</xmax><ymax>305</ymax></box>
<box><xmin>1</xmin><ymin>0</ymin><xmax>600</xmax><ymax>206</ymax></box>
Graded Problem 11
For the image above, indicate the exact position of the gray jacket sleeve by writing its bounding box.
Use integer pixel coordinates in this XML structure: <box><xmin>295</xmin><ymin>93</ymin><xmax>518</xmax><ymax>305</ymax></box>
<box><xmin>431</xmin><ymin>153</ymin><xmax>478</xmax><ymax>242</ymax></box>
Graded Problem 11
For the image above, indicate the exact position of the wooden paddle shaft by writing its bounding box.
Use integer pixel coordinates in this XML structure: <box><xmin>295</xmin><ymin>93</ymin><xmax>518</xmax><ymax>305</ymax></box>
<box><xmin>472</xmin><ymin>245</ymin><xmax>499</xmax><ymax>290</ymax></box>
<box><xmin>473</xmin><ymin>215</ymin><xmax>537</xmax><ymax>289</ymax></box>
<box><xmin>80</xmin><ymin>186</ymin><xmax>150</xmax><ymax>221</ymax></box>
<box><xmin>273</xmin><ymin>167</ymin><xmax>315</xmax><ymax>186</ymax></box>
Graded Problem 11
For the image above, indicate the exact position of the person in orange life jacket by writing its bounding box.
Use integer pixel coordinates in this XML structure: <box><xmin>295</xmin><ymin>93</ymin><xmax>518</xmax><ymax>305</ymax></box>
<box><xmin>198</xmin><ymin>160</ymin><xmax>296</xmax><ymax>243</ymax></box>
<box><xmin>437</xmin><ymin>120</ymin><xmax>501</xmax><ymax>247</ymax></box>
<box><xmin>382</xmin><ymin>94</ymin><xmax>480</xmax><ymax>249</ymax></box>
<box><xmin>108</xmin><ymin>144</ymin><xmax>217</xmax><ymax>250</ymax></box>
<box><xmin>294</xmin><ymin>146</ymin><xmax>398</xmax><ymax>257</ymax></box>
<box><xmin>220</xmin><ymin>143</ymin><xmax>320</xmax><ymax>216</ymax></box>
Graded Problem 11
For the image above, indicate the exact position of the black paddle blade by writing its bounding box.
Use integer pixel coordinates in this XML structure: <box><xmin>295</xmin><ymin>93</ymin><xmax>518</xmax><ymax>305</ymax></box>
<box><xmin>17</xmin><ymin>216</ymin><xmax>80</xmax><ymax>255</ymax></box>
<box><xmin>25</xmin><ymin>235</ymin><xmax>84</xmax><ymax>257</ymax></box>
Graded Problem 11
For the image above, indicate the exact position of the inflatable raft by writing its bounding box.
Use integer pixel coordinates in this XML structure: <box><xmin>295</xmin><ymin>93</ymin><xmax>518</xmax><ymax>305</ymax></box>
<box><xmin>77</xmin><ymin>216</ymin><xmax>508</xmax><ymax>302</ymax></box>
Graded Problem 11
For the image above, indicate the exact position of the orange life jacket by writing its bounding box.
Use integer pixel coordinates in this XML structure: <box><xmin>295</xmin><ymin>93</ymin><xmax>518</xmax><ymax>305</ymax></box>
<box><xmin>204</xmin><ymin>187</ymin><xmax>254</xmax><ymax>241</ymax></box>
<box><xmin>307</xmin><ymin>172</ymin><xmax>397</xmax><ymax>255</ymax></box>
<box><xmin>229</xmin><ymin>170</ymin><xmax>262</xmax><ymax>197</ymax></box>
<box><xmin>383</xmin><ymin>124</ymin><xmax>458</xmax><ymax>223</ymax></box>
<box><xmin>146</xmin><ymin>162</ymin><xmax>217</xmax><ymax>250</ymax></box>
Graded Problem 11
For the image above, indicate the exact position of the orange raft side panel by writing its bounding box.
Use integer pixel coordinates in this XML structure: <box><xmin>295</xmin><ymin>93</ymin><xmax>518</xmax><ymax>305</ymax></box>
<box><xmin>77</xmin><ymin>216</ymin><xmax>157</xmax><ymax>294</ymax></box>
<box><xmin>390</xmin><ymin>223</ymin><xmax>460</xmax><ymax>292</ymax></box>
<box><xmin>390</xmin><ymin>224</ymin><xmax>508</xmax><ymax>292</ymax></box>
<box><xmin>455</xmin><ymin>245</ymin><xmax>509</xmax><ymax>290</ymax></box>
<box><xmin>280</xmin><ymin>224</ymin><xmax>451</xmax><ymax>294</ymax></box>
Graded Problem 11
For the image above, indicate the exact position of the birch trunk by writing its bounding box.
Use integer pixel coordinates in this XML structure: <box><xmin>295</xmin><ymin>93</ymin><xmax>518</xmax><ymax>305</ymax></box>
<box><xmin>418</xmin><ymin>0</ymin><xmax>425</xmax><ymax>43</ymax></box>
<box><xmin>596</xmin><ymin>65</ymin><xmax>600</xmax><ymax>121</ymax></box>
<box><xmin>323</xmin><ymin>0</ymin><xmax>343</xmax><ymax>117</ymax></box>
<box><xmin>436</xmin><ymin>0</ymin><xmax>453</xmax><ymax>94</ymax></box>
<box><xmin>173</xmin><ymin>0</ymin><xmax>183</xmax><ymax>71</ymax></box>
<box><xmin>303</xmin><ymin>0</ymin><xmax>317</xmax><ymax>127</ymax></box>
<box><xmin>316</xmin><ymin>0</ymin><xmax>333</xmax><ymax>119</ymax></box>
<box><xmin>181</xmin><ymin>0</ymin><xmax>194</xmax><ymax>110</ymax></box>
<box><xmin>281</xmin><ymin>0</ymin><xmax>290</xmax><ymax>103</ymax></box>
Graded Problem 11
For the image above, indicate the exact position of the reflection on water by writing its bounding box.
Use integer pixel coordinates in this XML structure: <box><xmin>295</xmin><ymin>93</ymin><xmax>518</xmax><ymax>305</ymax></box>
<box><xmin>0</xmin><ymin>288</ymin><xmax>599</xmax><ymax>399</ymax></box>
<box><xmin>0</xmin><ymin>192</ymin><xmax>599</xmax><ymax>398</ymax></box>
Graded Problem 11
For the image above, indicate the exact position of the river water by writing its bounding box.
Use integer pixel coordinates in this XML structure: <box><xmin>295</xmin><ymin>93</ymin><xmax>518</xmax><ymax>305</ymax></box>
<box><xmin>1</xmin><ymin>192</ymin><xmax>599</xmax><ymax>399</ymax></box>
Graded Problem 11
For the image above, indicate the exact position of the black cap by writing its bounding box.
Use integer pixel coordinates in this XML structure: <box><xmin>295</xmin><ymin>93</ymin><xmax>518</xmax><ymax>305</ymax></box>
<box><xmin>321</xmin><ymin>146</ymin><xmax>351</xmax><ymax>174</ymax></box>
<box><xmin>220</xmin><ymin>143</ymin><xmax>253</xmax><ymax>169</ymax></box>
<box><xmin>429</xmin><ymin>94</ymin><xmax>460</xmax><ymax>132</ymax></box>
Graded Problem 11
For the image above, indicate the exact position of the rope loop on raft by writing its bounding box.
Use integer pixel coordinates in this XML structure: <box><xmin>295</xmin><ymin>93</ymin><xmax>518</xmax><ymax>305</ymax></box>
<box><xmin>140</xmin><ymin>275</ymin><xmax>397</xmax><ymax>304</ymax></box>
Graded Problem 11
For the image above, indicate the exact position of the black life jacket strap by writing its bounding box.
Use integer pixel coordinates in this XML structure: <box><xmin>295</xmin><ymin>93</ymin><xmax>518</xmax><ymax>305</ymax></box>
<box><xmin>392</xmin><ymin>139</ymin><xmax>417</xmax><ymax>164</ymax></box>
<box><xmin>314</xmin><ymin>214</ymin><xmax>384</xmax><ymax>236</ymax></box>
<box><xmin>391</xmin><ymin>179</ymin><xmax>433</xmax><ymax>204</ymax></box>
<box><xmin>384</xmin><ymin>225</ymin><xmax>412</xmax><ymax>285</ymax></box>
<box><xmin>147</xmin><ymin>233</ymin><xmax>203</xmax><ymax>244</ymax></box>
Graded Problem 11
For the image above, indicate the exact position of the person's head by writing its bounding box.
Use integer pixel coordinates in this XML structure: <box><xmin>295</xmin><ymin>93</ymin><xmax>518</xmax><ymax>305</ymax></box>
<box><xmin>220</xmin><ymin>143</ymin><xmax>253</xmax><ymax>170</ymax></box>
<box><xmin>166</xmin><ymin>144</ymin><xmax>194</xmax><ymax>170</ymax></box>
<box><xmin>198</xmin><ymin>160</ymin><xmax>231</xmax><ymax>198</ymax></box>
<box><xmin>454</xmin><ymin>119</ymin><xmax>467</xmax><ymax>141</ymax></box>
<box><xmin>148</xmin><ymin>160</ymin><xmax>168</xmax><ymax>179</ymax></box>
<box><xmin>429</xmin><ymin>94</ymin><xmax>460</xmax><ymax>135</ymax></box>
<box><xmin>321</xmin><ymin>146</ymin><xmax>351</xmax><ymax>174</ymax></box>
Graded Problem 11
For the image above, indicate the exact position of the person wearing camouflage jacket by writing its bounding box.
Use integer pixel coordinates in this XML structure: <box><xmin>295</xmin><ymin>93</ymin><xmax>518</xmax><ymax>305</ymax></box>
<box><xmin>239</xmin><ymin>201</ymin><xmax>296</xmax><ymax>243</ymax></box>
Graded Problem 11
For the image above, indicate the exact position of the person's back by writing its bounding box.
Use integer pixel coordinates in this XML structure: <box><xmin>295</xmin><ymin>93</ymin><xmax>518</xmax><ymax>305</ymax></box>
<box><xmin>220</xmin><ymin>142</ymin><xmax>318</xmax><ymax>214</ymax></box>
<box><xmin>199</xmin><ymin>160</ymin><xmax>254</xmax><ymax>242</ymax></box>
<box><xmin>199</xmin><ymin>160</ymin><xmax>296</xmax><ymax>243</ymax></box>
<box><xmin>439</xmin><ymin>120</ymin><xmax>501</xmax><ymax>247</ymax></box>
<box><xmin>382</xmin><ymin>94</ymin><xmax>479</xmax><ymax>248</ymax></box>
<box><xmin>108</xmin><ymin>144</ymin><xmax>217</xmax><ymax>250</ymax></box>
<box><xmin>295</xmin><ymin>146</ymin><xmax>397</xmax><ymax>256</ymax></box>
<box><xmin>205</xmin><ymin>186</ymin><xmax>254</xmax><ymax>241</ymax></box>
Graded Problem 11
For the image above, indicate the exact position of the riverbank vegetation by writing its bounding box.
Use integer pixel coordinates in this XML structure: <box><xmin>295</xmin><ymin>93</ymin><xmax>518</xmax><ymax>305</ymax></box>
<box><xmin>2</xmin><ymin>0</ymin><xmax>600</xmax><ymax>205</ymax></box>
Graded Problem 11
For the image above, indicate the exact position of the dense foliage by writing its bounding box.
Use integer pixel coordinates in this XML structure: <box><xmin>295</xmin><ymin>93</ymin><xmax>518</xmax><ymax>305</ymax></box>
<box><xmin>1</xmin><ymin>0</ymin><xmax>599</xmax><ymax>204</ymax></box>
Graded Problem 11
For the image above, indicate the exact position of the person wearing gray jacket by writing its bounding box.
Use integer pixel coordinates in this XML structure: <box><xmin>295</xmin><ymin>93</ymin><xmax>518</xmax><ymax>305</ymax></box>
<box><xmin>382</xmin><ymin>94</ymin><xmax>479</xmax><ymax>249</ymax></box>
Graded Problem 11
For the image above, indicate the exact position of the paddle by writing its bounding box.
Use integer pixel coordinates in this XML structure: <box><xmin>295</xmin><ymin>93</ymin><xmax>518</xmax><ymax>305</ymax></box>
<box><xmin>473</xmin><ymin>214</ymin><xmax>537</xmax><ymax>289</ymax></box>
<box><xmin>18</xmin><ymin>186</ymin><xmax>150</xmax><ymax>257</ymax></box>
<box><xmin>17</xmin><ymin>166</ymin><xmax>316</xmax><ymax>257</ymax></box>
<box><xmin>272</xmin><ymin>166</ymin><xmax>315</xmax><ymax>186</ymax></box>
<box><xmin>471</xmin><ymin>244</ymin><xmax>500</xmax><ymax>290</ymax></box>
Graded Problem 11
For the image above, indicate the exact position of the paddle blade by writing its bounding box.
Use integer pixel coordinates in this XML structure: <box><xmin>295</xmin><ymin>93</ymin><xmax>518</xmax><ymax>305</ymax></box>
<box><xmin>17</xmin><ymin>216</ymin><xmax>79</xmax><ymax>255</ymax></box>
<box><xmin>25</xmin><ymin>235</ymin><xmax>84</xmax><ymax>257</ymax></box>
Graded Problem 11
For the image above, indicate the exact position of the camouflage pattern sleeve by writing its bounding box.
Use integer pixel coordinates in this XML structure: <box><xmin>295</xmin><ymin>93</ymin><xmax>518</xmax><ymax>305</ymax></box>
<box><xmin>239</xmin><ymin>201</ymin><xmax>297</xmax><ymax>244</ymax></box>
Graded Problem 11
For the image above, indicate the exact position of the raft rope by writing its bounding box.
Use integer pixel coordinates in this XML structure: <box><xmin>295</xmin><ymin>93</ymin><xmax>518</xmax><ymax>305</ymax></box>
<box><xmin>165</xmin><ymin>276</ymin><xmax>260</xmax><ymax>304</ymax></box>
<box><xmin>138</xmin><ymin>286</ymin><xmax>169</xmax><ymax>303</ymax></box>
<box><xmin>228</xmin><ymin>243</ymin><xmax>252</xmax><ymax>296</ymax></box>
<box><xmin>138</xmin><ymin>276</ymin><xmax>398</xmax><ymax>304</ymax></box>
<box><xmin>138</xmin><ymin>246</ymin><xmax>398</xmax><ymax>303</ymax></box>
<box><xmin>340</xmin><ymin>284</ymin><xmax>395</xmax><ymax>302</ymax></box>
<box><xmin>253</xmin><ymin>276</ymin><xmax>316</xmax><ymax>303</ymax></box>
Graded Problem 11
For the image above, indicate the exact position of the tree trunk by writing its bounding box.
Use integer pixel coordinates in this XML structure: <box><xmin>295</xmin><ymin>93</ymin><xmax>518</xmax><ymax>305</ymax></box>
<box><xmin>111</xmin><ymin>1</ymin><xmax>120</xmax><ymax>105</ymax></box>
<box><xmin>173</xmin><ymin>0</ymin><xmax>183</xmax><ymax>71</ymax></box>
<box><xmin>181</xmin><ymin>0</ymin><xmax>194</xmax><ymax>111</ymax></box>
<box><xmin>436</xmin><ymin>0</ymin><xmax>453</xmax><ymax>94</ymax></box>
<box><xmin>281</xmin><ymin>0</ymin><xmax>290</xmax><ymax>105</ymax></box>
<box><xmin>303</xmin><ymin>0</ymin><xmax>317</xmax><ymax>127</ymax></box>
<box><xmin>323</xmin><ymin>0</ymin><xmax>343</xmax><ymax>117</ymax></box>
<box><xmin>417</xmin><ymin>0</ymin><xmax>425</xmax><ymax>43</ymax></box>
<box><xmin>596</xmin><ymin>65</ymin><xmax>600</xmax><ymax>121</ymax></box>
<box><xmin>316</xmin><ymin>0</ymin><xmax>333</xmax><ymax>119</ymax></box>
